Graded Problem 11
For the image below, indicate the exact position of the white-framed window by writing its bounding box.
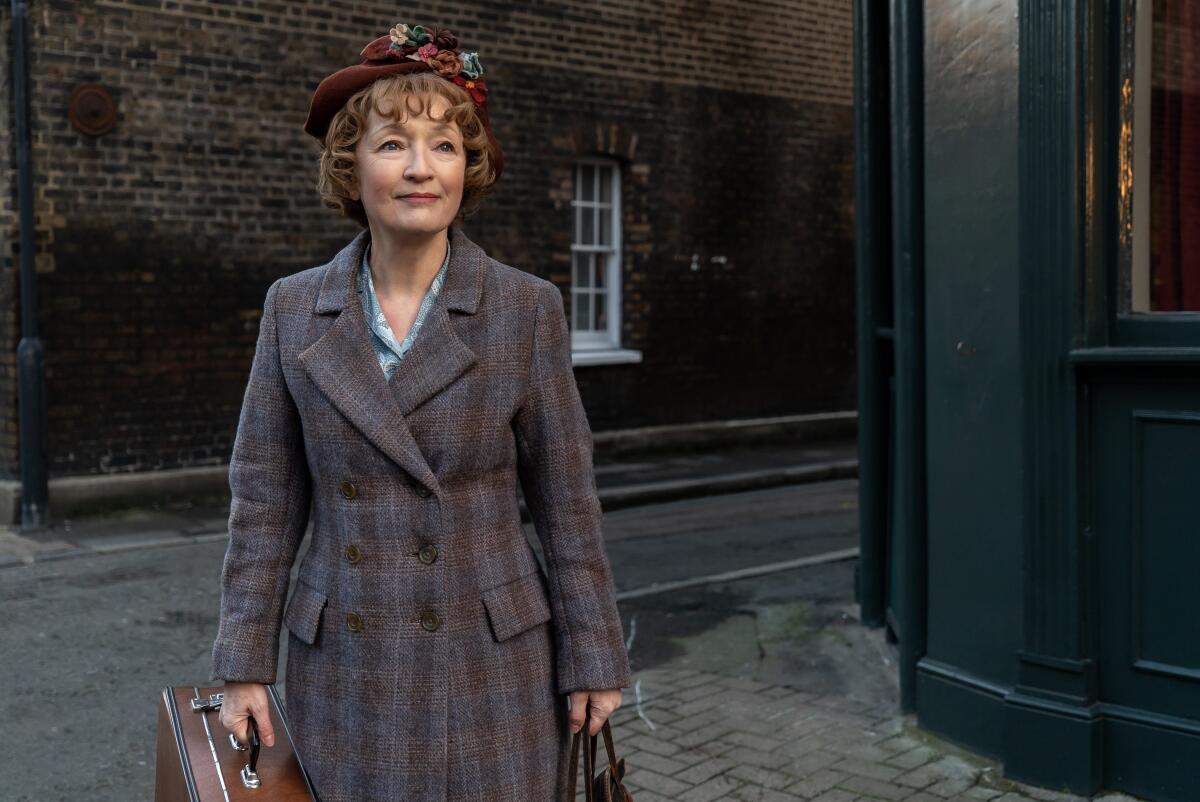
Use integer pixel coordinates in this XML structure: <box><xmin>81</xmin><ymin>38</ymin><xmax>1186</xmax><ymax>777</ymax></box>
<box><xmin>571</xmin><ymin>158</ymin><xmax>622</xmax><ymax>349</ymax></box>
<box><xmin>566</xmin><ymin>158</ymin><xmax>642</xmax><ymax>366</ymax></box>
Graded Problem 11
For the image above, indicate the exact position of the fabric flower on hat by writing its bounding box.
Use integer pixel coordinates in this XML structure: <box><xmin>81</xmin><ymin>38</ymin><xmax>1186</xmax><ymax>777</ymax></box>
<box><xmin>429</xmin><ymin>50</ymin><xmax>463</xmax><ymax>77</ymax></box>
<box><xmin>354</xmin><ymin>24</ymin><xmax>489</xmax><ymax>107</ymax></box>
<box><xmin>452</xmin><ymin>74</ymin><xmax>488</xmax><ymax>104</ymax></box>
<box><xmin>432</xmin><ymin>28</ymin><xmax>458</xmax><ymax>51</ymax></box>
<box><xmin>386</xmin><ymin>24</ymin><xmax>418</xmax><ymax>56</ymax></box>
<box><xmin>459</xmin><ymin>52</ymin><xmax>484</xmax><ymax>80</ymax></box>
<box><xmin>386</xmin><ymin>22</ymin><xmax>432</xmax><ymax>56</ymax></box>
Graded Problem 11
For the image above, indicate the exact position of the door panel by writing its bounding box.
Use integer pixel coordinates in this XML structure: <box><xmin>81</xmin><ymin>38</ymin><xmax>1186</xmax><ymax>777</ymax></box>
<box><xmin>1091</xmin><ymin>377</ymin><xmax>1200</xmax><ymax>717</ymax></box>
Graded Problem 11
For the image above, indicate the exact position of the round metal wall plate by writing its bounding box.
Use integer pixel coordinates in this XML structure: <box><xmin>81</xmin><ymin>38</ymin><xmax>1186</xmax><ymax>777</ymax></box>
<box><xmin>68</xmin><ymin>83</ymin><xmax>117</xmax><ymax>136</ymax></box>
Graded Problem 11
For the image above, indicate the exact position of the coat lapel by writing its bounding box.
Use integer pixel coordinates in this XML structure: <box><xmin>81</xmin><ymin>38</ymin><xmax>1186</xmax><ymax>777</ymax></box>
<box><xmin>298</xmin><ymin>223</ymin><xmax>484</xmax><ymax>493</ymax></box>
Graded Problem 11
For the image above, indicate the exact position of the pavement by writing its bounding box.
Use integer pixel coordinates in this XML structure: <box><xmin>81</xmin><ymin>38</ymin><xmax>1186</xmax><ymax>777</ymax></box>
<box><xmin>0</xmin><ymin>437</ymin><xmax>1148</xmax><ymax>801</ymax></box>
<box><xmin>604</xmin><ymin>560</ymin><xmax>1144</xmax><ymax>802</ymax></box>
<box><xmin>606</xmin><ymin>665</ymin><xmax>1143</xmax><ymax>802</ymax></box>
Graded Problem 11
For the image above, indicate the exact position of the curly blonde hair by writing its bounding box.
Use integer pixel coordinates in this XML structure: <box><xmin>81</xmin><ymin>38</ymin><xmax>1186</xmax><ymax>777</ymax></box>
<box><xmin>316</xmin><ymin>71</ymin><xmax>499</xmax><ymax>227</ymax></box>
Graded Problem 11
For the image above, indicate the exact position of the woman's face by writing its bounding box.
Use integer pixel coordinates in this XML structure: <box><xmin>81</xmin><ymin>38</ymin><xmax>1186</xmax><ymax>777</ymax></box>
<box><xmin>352</xmin><ymin>94</ymin><xmax>466</xmax><ymax>240</ymax></box>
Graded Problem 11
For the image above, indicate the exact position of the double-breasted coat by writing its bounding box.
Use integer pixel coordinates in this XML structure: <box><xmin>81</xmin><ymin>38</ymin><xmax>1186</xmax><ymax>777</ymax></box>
<box><xmin>209</xmin><ymin>223</ymin><xmax>633</xmax><ymax>802</ymax></box>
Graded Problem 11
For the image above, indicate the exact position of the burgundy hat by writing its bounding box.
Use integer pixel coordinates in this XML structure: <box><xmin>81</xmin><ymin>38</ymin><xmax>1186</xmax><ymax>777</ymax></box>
<box><xmin>303</xmin><ymin>23</ymin><xmax>504</xmax><ymax>179</ymax></box>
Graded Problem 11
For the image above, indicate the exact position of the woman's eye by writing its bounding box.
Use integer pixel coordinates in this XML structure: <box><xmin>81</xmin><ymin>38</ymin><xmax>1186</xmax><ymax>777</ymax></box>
<box><xmin>436</xmin><ymin>142</ymin><xmax>456</xmax><ymax>153</ymax></box>
<box><xmin>381</xmin><ymin>140</ymin><xmax>403</xmax><ymax>151</ymax></box>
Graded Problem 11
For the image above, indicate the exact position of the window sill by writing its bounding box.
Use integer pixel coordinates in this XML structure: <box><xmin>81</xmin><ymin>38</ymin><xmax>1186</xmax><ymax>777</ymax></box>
<box><xmin>571</xmin><ymin>348</ymin><xmax>643</xmax><ymax>367</ymax></box>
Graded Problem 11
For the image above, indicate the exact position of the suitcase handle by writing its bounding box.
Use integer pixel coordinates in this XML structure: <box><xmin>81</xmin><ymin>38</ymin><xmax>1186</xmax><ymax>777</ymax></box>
<box><xmin>195</xmin><ymin>691</ymin><xmax>263</xmax><ymax>790</ymax></box>
<box><xmin>239</xmin><ymin>715</ymin><xmax>262</xmax><ymax>789</ymax></box>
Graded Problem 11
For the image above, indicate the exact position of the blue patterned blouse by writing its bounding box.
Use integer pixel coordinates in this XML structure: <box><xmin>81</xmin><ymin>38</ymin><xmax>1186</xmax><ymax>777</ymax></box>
<box><xmin>357</xmin><ymin>238</ymin><xmax>451</xmax><ymax>380</ymax></box>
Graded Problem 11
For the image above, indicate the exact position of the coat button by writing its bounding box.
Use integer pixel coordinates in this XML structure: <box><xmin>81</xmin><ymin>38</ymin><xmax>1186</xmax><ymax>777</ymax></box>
<box><xmin>414</xmin><ymin>484</ymin><xmax>432</xmax><ymax>498</ymax></box>
<box><xmin>345</xmin><ymin>611</ymin><xmax>364</xmax><ymax>633</ymax></box>
<box><xmin>420</xmin><ymin>610</ymin><xmax>442</xmax><ymax>632</ymax></box>
<box><xmin>345</xmin><ymin>544</ymin><xmax>363</xmax><ymax>564</ymax></box>
<box><xmin>339</xmin><ymin>480</ymin><xmax>358</xmax><ymax>499</ymax></box>
<box><xmin>417</xmin><ymin>544</ymin><xmax>439</xmax><ymax>564</ymax></box>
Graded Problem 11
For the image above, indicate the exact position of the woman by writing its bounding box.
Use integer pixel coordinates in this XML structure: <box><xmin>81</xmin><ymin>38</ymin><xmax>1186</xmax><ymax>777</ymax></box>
<box><xmin>209</xmin><ymin>22</ymin><xmax>631</xmax><ymax>802</ymax></box>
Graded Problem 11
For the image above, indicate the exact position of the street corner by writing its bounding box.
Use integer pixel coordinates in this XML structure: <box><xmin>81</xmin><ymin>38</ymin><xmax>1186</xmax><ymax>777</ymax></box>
<box><xmin>746</xmin><ymin>598</ymin><xmax>900</xmax><ymax>707</ymax></box>
<box><xmin>0</xmin><ymin>527</ymin><xmax>79</xmax><ymax>567</ymax></box>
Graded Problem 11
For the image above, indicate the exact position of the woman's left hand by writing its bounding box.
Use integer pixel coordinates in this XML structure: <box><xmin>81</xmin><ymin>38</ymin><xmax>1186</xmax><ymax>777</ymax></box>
<box><xmin>567</xmin><ymin>688</ymin><xmax>623</xmax><ymax>736</ymax></box>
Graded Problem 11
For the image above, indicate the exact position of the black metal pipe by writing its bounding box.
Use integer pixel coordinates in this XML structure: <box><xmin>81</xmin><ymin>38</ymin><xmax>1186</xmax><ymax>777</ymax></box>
<box><xmin>853</xmin><ymin>0</ymin><xmax>893</xmax><ymax>629</ymax></box>
<box><xmin>11</xmin><ymin>0</ymin><xmax>49</xmax><ymax>528</ymax></box>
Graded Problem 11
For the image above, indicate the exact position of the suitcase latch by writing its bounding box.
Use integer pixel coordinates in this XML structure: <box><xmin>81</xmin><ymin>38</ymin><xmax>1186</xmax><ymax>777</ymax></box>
<box><xmin>190</xmin><ymin>692</ymin><xmax>224</xmax><ymax>712</ymax></box>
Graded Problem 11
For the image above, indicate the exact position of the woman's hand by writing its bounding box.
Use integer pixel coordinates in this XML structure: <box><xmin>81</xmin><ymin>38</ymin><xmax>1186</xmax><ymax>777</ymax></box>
<box><xmin>219</xmin><ymin>681</ymin><xmax>276</xmax><ymax>748</ymax></box>
<box><xmin>567</xmin><ymin>688</ymin><xmax>622</xmax><ymax>736</ymax></box>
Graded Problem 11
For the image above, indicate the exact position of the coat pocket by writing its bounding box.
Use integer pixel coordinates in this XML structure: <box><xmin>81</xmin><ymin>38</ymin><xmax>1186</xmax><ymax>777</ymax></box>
<box><xmin>283</xmin><ymin>579</ymin><xmax>328</xmax><ymax>646</ymax></box>
<box><xmin>481</xmin><ymin>570</ymin><xmax>553</xmax><ymax>642</ymax></box>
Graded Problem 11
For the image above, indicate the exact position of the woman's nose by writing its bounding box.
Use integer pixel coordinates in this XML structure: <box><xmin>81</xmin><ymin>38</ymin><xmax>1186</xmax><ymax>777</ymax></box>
<box><xmin>404</xmin><ymin>152</ymin><xmax>433</xmax><ymax>180</ymax></box>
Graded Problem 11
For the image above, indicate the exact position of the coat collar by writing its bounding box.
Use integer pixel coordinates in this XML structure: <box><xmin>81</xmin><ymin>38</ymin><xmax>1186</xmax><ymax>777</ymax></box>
<box><xmin>298</xmin><ymin>223</ymin><xmax>486</xmax><ymax>494</ymax></box>
<box><xmin>314</xmin><ymin>222</ymin><xmax>485</xmax><ymax>315</ymax></box>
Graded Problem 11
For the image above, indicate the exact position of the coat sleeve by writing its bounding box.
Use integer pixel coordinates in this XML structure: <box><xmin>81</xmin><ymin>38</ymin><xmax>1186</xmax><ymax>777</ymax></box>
<box><xmin>210</xmin><ymin>278</ymin><xmax>312</xmax><ymax>685</ymax></box>
<box><xmin>512</xmin><ymin>282</ymin><xmax>632</xmax><ymax>695</ymax></box>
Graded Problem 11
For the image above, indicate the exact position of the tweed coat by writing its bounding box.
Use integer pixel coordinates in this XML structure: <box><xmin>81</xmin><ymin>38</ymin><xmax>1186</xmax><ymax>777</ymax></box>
<box><xmin>209</xmin><ymin>222</ymin><xmax>633</xmax><ymax>802</ymax></box>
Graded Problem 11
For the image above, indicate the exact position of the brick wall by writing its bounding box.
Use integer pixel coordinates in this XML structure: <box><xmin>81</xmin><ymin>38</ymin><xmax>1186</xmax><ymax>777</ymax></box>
<box><xmin>0</xmin><ymin>0</ymin><xmax>854</xmax><ymax>478</ymax></box>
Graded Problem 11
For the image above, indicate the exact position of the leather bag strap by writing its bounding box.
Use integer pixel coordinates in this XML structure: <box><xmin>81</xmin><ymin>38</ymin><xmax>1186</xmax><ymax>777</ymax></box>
<box><xmin>566</xmin><ymin>709</ymin><xmax>593</xmax><ymax>802</ymax></box>
<box><xmin>600</xmin><ymin>721</ymin><xmax>621</xmax><ymax>775</ymax></box>
<box><xmin>565</xmin><ymin>709</ymin><xmax>632</xmax><ymax>801</ymax></box>
<box><xmin>583</xmin><ymin>711</ymin><xmax>595</xmax><ymax>801</ymax></box>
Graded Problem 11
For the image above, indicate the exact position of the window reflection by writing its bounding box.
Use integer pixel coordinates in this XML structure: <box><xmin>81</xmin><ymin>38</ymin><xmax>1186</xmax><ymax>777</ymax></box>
<box><xmin>1132</xmin><ymin>1</ymin><xmax>1200</xmax><ymax>312</ymax></box>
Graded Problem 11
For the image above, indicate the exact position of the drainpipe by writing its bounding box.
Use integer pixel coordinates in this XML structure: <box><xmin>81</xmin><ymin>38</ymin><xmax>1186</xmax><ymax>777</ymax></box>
<box><xmin>11</xmin><ymin>0</ymin><xmax>49</xmax><ymax>529</ymax></box>
<box><xmin>853</xmin><ymin>0</ymin><xmax>891</xmax><ymax>629</ymax></box>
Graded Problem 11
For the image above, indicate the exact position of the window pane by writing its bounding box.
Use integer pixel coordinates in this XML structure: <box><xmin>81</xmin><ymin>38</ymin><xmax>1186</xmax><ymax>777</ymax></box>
<box><xmin>581</xmin><ymin>205</ymin><xmax>594</xmax><ymax>245</ymax></box>
<box><xmin>1141</xmin><ymin>1</ymin><xmax>1200</xmax><ymax>311</ymax></box>
<box><xmin>577</xmin><ymin>292</ymin><xmax>593</xmax><ymax>332</ymax></box>
<box><xmin>582</xmin><ymin>164</ymin><xmax>595</xmax><ymax>202</ymax></box>
<box><xmin>573</xmin><ymin>251</ymin><xmax>590</xmax><ymax>288</ymax></box>
<box><xmin>599</xmin><ymin>207</ymin><xmax>612</xmax><ymax>245</ymax></box>
<box><xmin>595</xmin><ymin>252</ymin><xmax>607</xmax><ymax>289</ymax></box>
<box><xmin>599</xmin><ymin>165</ymin><xmax>612</xmax><ymax>203</ymax></box>
<box><xmin>595</xmin><ymin>289</ymin><xmax>608</xmax><ymax>330</ymax></box>
<box><xmin>570</xmin><ymin>291</ymin><xmax>584</xmax><ymax>331</ymax></box>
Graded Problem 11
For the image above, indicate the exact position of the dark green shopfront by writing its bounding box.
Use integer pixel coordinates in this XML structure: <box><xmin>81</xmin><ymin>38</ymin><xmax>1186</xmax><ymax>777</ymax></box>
<box><xmin>853</xmin><ymin>0</ymin><xmax>1200</xmax><ymax>800</ymax></box>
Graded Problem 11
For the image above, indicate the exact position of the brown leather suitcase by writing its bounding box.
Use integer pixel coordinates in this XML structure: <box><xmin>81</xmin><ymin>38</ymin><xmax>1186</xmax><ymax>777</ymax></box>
<box><xmin>154</xmin><ymin>684</ymin><xmax>318</xmax><ymax>801</ymax></box>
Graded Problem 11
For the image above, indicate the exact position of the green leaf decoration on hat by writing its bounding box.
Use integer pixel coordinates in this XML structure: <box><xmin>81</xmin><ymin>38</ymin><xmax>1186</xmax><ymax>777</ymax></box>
<box><xmin>405</xmin><ymin>24</ymin><xmax>432</xmax><ymax>46</ymax></box>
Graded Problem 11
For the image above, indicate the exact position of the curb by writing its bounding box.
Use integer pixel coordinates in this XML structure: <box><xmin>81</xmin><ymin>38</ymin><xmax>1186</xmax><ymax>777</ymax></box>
<box><xmin>0</xmin><ymin>412</ymin><xmax>857</xmax><ymax>525</ymax></box>
<box><xmin>2</xmin><ymin>459</ymin><xmax>859</xmax><ymax>569</ymax></box>
<box><xmin>593</xmin><ymin>411</ymin><xmax>857</xmax><ymax>456</ymax></box>
<box><xmin>587</xmin><ymin>459</ymin><xmax>859</xmax><ymax>513</ymax></box>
